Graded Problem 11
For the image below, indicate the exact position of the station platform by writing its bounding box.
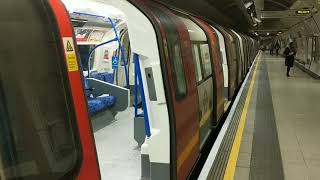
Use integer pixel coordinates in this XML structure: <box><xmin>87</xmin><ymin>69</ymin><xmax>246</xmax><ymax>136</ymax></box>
<box><xmin>199</xmin><ymin>52</ymin><xmax>320</xmax><ymax>180</ymax></box>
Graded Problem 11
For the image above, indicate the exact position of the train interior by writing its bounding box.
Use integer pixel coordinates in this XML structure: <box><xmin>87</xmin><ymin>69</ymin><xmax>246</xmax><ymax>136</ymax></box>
<box><xmin>62</xmin><ymin>0</ymin><xmax>141</xmax><ymax>179</ymax></box>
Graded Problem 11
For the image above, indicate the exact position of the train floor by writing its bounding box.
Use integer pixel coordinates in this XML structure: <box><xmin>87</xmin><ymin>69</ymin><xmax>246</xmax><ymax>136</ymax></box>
<box><xmin>203</xmin><ymin>52</ymin><xmax>320</xmax><ymax>180</ymax></box>
<box><xmin>93</xmin><ymin>107</ymin><xmax>141</xmax><ymax>180</ymax></box>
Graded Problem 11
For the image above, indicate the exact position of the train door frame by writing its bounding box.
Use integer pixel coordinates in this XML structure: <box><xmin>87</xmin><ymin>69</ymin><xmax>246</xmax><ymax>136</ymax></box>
<box><xmin>116</xmin><ymin>0</ymin><xmax>200</xmax><ymax>179</ymax></box>
<box><xmin>48</xmin><ymin>1</ymin><xmax>101</xmax><ymax>179</ymax></box>
<box><xmin>226</xmin><ymin>29</ymin><xmax>242</xmax><ymax>85</ymax></box>
<box><xmin>150</xmin><ymin>5</ymin><xmax>200</xmax><ymax>179</ymax></box>
<box><xmin>231</xmin><ymin>30</ymin><xmax>245</xmax><ymax>79</ymax></box>
<box><xmin>242</xmin><ymin>35</ymin><xmax>250</xmax><ymax>72</ymax></box>
<box><xmin>0</xmin><ymin>0</ymin><xmax>101</xmax><ymax>179</ymax></box>
<box><xmin>213</xmin><ymin>25</ymin><xmax>238</xmax><ymax>99</ymax></box>
<box><xmin>211</xmin><ymin>26</ymin><xmax>229</xmax><ymax>102</ymax></box>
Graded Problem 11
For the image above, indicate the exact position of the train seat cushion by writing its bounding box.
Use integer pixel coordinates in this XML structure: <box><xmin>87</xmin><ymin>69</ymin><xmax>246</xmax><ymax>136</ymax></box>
<box><xmin>101</xmin><ymin>73</ymin><xmax>114</xmax><ymax>84</ymax></box>
<box><xmin>87</xmin><ymin>98</ymin><xmax>106</xmax><ymax>115</ymax></box>
<box><xmin>90</xmin><ymin>72</ymin><xmax>114</xmax><ymax>84</ymax></box>
<box><xmin>96</xmin><ymin>94</ymin><xmax>116</xmax><ymax>107</ymax></box>
<box><xmin>87</xmin><ymin>95</ymin><xmax>116</xmax><ymax>115</ymax></box>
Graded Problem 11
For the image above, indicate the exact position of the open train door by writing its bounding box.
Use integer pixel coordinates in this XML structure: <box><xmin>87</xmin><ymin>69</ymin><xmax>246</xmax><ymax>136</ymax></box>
<box><xmin>0</xmin><ymin>0</ymin><xmax>100</xmax><ymax>179</ymax></box>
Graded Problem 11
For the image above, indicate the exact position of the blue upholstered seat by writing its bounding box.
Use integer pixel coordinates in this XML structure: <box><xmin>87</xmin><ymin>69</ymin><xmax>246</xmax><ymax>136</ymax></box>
<box><xmin>87</xmin><ymin>98</ymin><xmax>107</xmax><ymax>115</ymax></box>
<box><xmin>85</xmin><ymin>77</ymin><xmax>116</xmax><ymax>115</ymax></box>
<box><xmin>96</xmin><ymin>95</ymin><xmax>116</xmax><ymax>107</ymax></box>
<box><xmin>90</xmin><ymin>72</ymin><xmax>114</xmax><ymax>84</ymax></box>
<box><xmin>78</xmin><ymin>58</ymin><xmax>116</xmax><ymax>115</ymax></box>
<box><xmin>87</xmin><ymin>95</ymin><xmax>116</xmax><ymax>115</ymax></box>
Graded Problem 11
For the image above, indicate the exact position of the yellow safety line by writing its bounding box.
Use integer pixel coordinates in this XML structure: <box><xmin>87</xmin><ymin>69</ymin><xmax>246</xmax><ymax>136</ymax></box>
<box><xmin>200</xmin><ymin>109</ymin><xmax>213</xmax><ymax>128</ymax></box>
<box><xmin>177</xmin><ymin>132</ymin><xmax>199</xmax><ymax>172</ymax></box>
<box><xmin>223</xmin><ymin>56</ymin><xmax>260</xmax><ymax>180</ymax></box>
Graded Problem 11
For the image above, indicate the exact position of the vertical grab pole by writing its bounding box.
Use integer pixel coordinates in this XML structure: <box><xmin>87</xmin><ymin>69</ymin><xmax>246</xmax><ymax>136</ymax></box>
<box><xmin>134</xmin><ymin>57</ymin><xmax>138</xmax><ymax>117</ymax></box>
<box><xmin>134</xmin><ymin>53</ymin><xmax>151</xmax><ymax>138</ymax></box>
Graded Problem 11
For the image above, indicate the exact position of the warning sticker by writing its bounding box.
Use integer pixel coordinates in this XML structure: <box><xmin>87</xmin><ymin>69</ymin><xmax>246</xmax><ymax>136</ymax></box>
<box><xmin>66</xmin><ymin>41</ymin><xmax>74</xmax><ymax>52</ymax></box>
<box><xmin>63</xmin><ymin>37</ymin><xmax>75</xmax><ymax>54</ymax></box>
<box><xmin>66</xmin><ymin>54</ymin><xmax>78</xmax><ymax>72</ymax></box>
<box><xmin>63</xmin><ymin>37</ymin><xmax>78</xmax><ymax>72</ymax></box>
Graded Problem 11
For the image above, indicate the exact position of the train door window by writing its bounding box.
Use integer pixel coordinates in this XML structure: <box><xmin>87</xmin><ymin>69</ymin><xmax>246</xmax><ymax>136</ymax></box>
<box><xmin>172</xmin><ymin>43</ymin><xmax>187</xmax><ymax>97</ymax></box>
<box><xmin>0</xmin><ymin>1</ymin><xmax>80</xmax><ymax>179</ymax></box>
<box><xmin>151</xmin><ymin>7</ymin><xmax>187</xmax><ymax>99</ymax></box>
<box><xmin>213</xmin><ymin>33</ymin><xmax>223</xmax><ymax>67</ymax></box>
<box><xmin>192</xmin><ymin>44</ymin><xmax>203</xmax><ymax>82</ymax></box>
<box><xmin>177</xmin><ymin>15</ymin><xmax>208</xmax><ymax>82</ymax></box>
<box><xmin>199</xmin><ymin>44</ymin><xmax>212</xmax><ymax>77</ymax></box>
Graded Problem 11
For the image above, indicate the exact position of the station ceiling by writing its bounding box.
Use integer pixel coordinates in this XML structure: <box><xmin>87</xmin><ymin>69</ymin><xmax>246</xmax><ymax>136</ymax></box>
<box><xmin>154</xmin><ymin>0</ymin><xmax>254</xmax><ymax>34</ymax></box>
<box><xmin>263</xmin><ymin>0</ymin><xmax>297</xmax><ymax>10</ymax></box>
<box><xmin>254</xmin><ymin>0</ymin><xmax>315</xmax><ymax>37</ymax></box>
<box><xmin>154</xmin><ymin>0</ymin><xmax>317</xmax><ymax>37</ymax></box>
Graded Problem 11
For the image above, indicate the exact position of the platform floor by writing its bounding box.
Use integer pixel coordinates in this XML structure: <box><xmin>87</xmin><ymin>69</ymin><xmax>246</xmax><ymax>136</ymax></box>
<box><xmin>234</xmin><ymin>53</ymin><xmax>320</xmax><ymax>180</ymax></box>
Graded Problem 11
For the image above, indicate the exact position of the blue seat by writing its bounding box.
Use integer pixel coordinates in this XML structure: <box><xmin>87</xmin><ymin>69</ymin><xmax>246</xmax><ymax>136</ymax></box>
<box><xmin>96</xmin><ymin>95</ymin><xmax>116</xmax><ymax>107</ymax></box>
<box><xmin>87</xmin><ymin>98</ymin><xmax>107</xmax><ymax>115</ymax></box>
<box><xmin>84</xmin><ymin>78</ymin><xmax>116</xmax><ymax>116</ymax></box>
<box><xmin>78</xmin><ymin>58</ymin><xmax>116</xmax><ymax>116</ymax></box>
<box><xmin>90</xmin><ymin>72</ymin><xmax>114</xmax><ymax>84</ymax></box>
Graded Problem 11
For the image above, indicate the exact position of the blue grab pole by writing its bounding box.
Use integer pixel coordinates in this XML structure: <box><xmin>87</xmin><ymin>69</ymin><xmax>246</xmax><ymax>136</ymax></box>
<box><xmin>134</xmin><ymin>53</ymin><xmax>151</xmax><ymax>138</ymax></box>
<box><xmin>134</xmin><ymin>59</ymin><xmax>138</xmax><ymax>117</ymax></box>
<box><xmin>108</xmin><ymin>18</ymin><xmax>129</xmax><ymax>88</ymax></box>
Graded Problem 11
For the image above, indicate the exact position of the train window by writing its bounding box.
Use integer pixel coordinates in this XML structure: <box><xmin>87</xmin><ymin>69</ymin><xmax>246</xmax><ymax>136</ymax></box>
<box><xmin>213</xmin><ymin>33</ymin><xmax>223</xmax><ymax>67</ymax></box>
<box><xmin>150</xmin><ymin>6</ymin><xmax>187</xmax><ymax>99</ymax></box>
<box><xmin>177</xmin><ymin>15</ymin><xmax>209</xmax><ymax>83</ymax></box>
<box><xmin>191</xmin><ymin>44</ymin><xmax>203</xmax><ymax>82</ymax></box>
<box><xmin>199</xmin><ymin>44</ymin><xmax>213</xmax><ymax>77</ymax></box>
<box><xmin>172</xmin><ymin>43</ymin><xmax>187</xmax><ymax>96</ymax></box>
<box><xmin>0</xmin><ymin>1</ymin><xmax>79</xmax><ymax>179</ymax></box>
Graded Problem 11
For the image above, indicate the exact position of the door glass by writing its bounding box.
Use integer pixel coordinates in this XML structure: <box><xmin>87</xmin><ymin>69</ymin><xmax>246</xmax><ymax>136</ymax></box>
<box><xmin>199</xmin><ymin>44</ymin><xmax>212</xmax><ymax>77</ymax></box>
<box><xmin>0</xmin><ymin>1</ymin><xmax>80</xmax><ymax>179</ymax></box>
<box><xmin>191</xmin><ymin>44</ymin><xmax>203</xmax><ymax>82</ymax></box>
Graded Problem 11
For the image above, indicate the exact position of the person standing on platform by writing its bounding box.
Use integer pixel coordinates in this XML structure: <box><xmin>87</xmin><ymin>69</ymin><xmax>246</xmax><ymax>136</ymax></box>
<box><xmin>283</xmin><ymin>42</ymin><xmax>296</xmax><ymax>77</ymax></box>
<box><xmin>275</xmin><ymin>42</ymin><xmax>280</xmax><ymax>56</ymax></box>
<box><xmin>270</xmin><ymin>43</ymin><xmax>274</xmax><ymax>55</ymax></box>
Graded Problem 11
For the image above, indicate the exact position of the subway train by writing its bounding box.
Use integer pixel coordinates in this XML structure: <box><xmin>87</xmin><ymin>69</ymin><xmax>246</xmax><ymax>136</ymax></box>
<box><xmin>0</xmin><ymin>0</ymin><xmax>258</xmax><ymax>180</ymax></box>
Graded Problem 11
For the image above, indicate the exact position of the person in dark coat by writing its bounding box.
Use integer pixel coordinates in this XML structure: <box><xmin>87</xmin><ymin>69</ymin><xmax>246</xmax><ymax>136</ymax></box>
<box><xmin>270</xmin><ymin>43</ymin><xmax>274</xmax><ymax>55</ymax></box>
<box><xmin>283</xmin><ymin>42</ymin><xmax>296</xmax><ymax>77</ymax></box>
<box><xmin>275</xmin><ymin>42</ymin><xmax>280</xmax><ymax>56</ymax></box>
